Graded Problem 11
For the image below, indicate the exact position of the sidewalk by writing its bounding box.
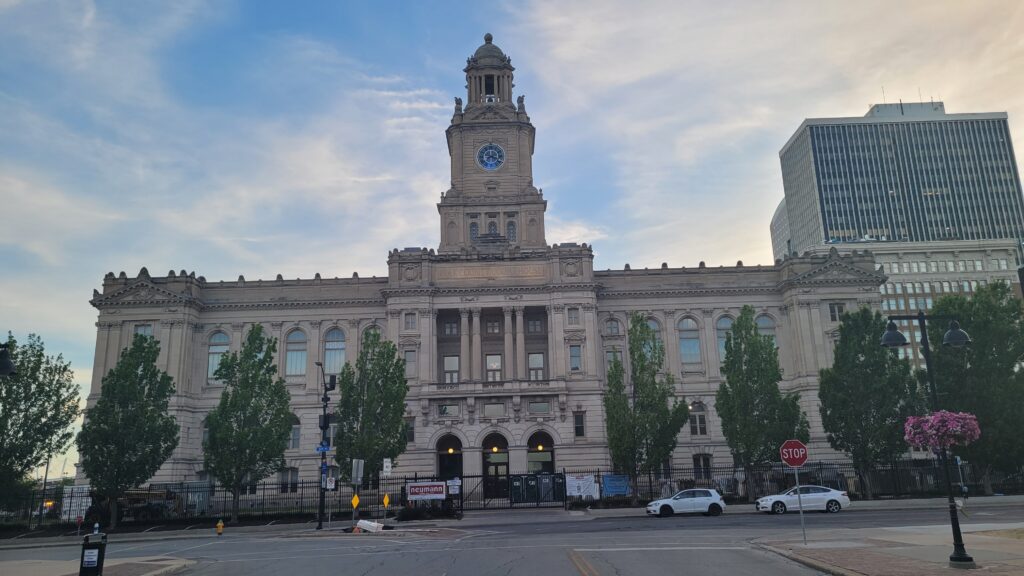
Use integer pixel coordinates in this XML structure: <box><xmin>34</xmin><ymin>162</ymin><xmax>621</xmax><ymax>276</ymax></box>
<box><xmin>758</xmin><ymin>522</ymin><xmax>1024</xmax><ymax>575</ymax></box>
<box><xmin>584</xmin><ymin>494</ymin><xmax>1024</xmax><ymax>518</ymax></box>
<box><xmin>0</xmin><ymin>556</ymin><xmax>192</xmax><ymax>576</ymax></box>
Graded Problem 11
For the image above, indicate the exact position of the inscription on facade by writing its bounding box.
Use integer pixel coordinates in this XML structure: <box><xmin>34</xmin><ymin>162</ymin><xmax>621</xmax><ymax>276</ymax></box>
<box><xmin>434</xmin><ymin>263</ymin><xmax>548</xmax><ymax>282</ymax></box>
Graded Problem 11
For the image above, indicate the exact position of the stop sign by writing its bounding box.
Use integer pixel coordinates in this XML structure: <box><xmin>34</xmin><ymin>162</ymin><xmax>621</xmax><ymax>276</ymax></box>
<box><xmin>780</xmin><ymin>439</ymin><xmax>808</xmax><ymax>468</ymax></box>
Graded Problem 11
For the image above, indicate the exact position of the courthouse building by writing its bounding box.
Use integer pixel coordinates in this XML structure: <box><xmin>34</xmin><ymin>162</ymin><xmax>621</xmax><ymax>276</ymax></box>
<box><xmin>85</xmin><ymin>35</ymin><xmax>885</xmax><ymax>486</ymax></box>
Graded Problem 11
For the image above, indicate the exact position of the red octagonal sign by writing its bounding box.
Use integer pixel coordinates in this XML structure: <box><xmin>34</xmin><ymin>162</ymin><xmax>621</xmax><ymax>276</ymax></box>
<box><xmin>780</xmin><ymin>439</ymin><xmax>808</xmax><ymax>468</ymax></box>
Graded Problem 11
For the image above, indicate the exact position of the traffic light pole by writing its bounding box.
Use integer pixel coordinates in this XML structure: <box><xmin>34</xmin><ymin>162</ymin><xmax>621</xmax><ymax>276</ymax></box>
<box><xmin>314</xmin><ymin>362</ymin><xmax>336</xmax><ymax>531</ymax></box>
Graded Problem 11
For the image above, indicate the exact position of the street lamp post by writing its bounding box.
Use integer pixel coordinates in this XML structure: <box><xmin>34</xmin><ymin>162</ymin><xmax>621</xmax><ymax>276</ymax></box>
<box><xmin>314</xmin><ymin>361</ymin><xmax>337</xmax><ymax>531</ymax></box>
<box><xmin>881</xmin><ymin>311</ymin><xmax>976</xmax><ymax>569</ymax></box>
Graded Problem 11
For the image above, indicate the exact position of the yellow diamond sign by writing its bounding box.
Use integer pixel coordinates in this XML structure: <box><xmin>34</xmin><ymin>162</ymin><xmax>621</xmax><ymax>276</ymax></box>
<box><xmin>351</xmin><ymin>494</ymin><xmax>360</xmax><ymax>509</ymax></box>
<box><xmin>383</xmin><ymin>494</ymin><xmax>390</xmax><ymax>508</ymax></box>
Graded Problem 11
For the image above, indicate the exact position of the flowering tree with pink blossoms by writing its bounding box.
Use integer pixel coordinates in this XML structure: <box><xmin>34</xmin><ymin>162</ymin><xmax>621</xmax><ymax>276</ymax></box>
<box><xmin>904</xmin><ymin>411</ymin><xmax>981</xmax><ymax>451</ymax></box>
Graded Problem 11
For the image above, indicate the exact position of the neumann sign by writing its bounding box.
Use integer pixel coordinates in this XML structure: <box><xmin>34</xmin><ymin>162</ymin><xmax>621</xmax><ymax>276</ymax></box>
<box><xmin>407</xmin><ymin>481</ymin><xmax>447</xmax><ymax>501</ymax></box>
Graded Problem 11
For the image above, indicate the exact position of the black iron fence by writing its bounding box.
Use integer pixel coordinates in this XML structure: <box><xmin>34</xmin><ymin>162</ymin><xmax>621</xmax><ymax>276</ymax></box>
<box><xmin>4</xmin><ymin>459</ymin><xmax>1021</xmax><ymax>529</ymax></box>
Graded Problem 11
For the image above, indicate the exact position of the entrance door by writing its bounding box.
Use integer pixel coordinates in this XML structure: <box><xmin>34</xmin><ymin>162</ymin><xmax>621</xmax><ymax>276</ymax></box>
<box><xmin>482</xmin><ymin>433</ymin><xmax>510</xmax><ymax>499</ymax></box>
<box><xmin>436</xmin><ymin>434</ymin><xmax>463</xmax><ymax>481</ymax></box>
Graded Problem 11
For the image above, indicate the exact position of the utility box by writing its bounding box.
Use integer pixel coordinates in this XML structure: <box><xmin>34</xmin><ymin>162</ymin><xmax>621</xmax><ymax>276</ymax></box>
<box><xmin>79</xmin><ymin>533</ymin><xmax>107</xmax><ymax>576</ymax></box>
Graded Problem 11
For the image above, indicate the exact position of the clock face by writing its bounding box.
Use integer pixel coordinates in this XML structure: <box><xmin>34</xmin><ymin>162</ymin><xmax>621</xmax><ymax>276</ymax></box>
<box><xmin>477</xmin><ymin>143</ymin><xmax>505</xmax><ymax>171</ymax></box>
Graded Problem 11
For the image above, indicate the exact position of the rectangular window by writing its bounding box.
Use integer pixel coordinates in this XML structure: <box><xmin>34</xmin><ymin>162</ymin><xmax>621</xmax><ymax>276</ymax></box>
<box><xmin>404</xmin><ymin>418</ymin><xmax>415</xmax><ymax>443</ymax></box>
<box><xmin>908</xmin><ymin>297</ymin><xmax>917</xmax><ymax>310</ymax></box>
<box><xmin>438</xmin><ymin>403</ymin><xmax>460</xmax><ymax>417</ymax></box>
<box><xmin>929</xmin><ymin>261</ymin><xmax>938</xmax><ymax>273</ymax></box>
<box><xmin>894</xmin><ymin>283</ymin><xmax>903</xmax><ymax>294</ymax></box>
<box><xmin>134</xmin><ymin>324</ymin><xmax>154</xmax><ymax>337</ymax></box>
<box><xmin>567</xmin><ymin>307</ymin><xmax>580</xmax><ymax>325</ymax></box>
<box><xmin>690</xmin><ymin>414</ymin><xmax>707</xmax><ymax>436</ymax></box>
<box><xmin>942</xmin><ymin>281</ymin><xmax>951</xmax><ymax>292</ymax></box>
<box><xmin>605</xmin><ymin>349</ymin><xmax>622</xmax><ymax>369</ymax></box>
<box><xmin>999</xmin><ymin>259</ymin><xmax>1008</xmax><ymax>270</ymax></box>
<box><xmin>910</xmin><ymin>262</ymin><xmax>919</xmax><ymax>273</ymax></box>
<box><xmin>828</xmin><ymin>303</ymin><xmax>845</xmax><ymax>322</ymax></box>
<box><xmin>569</xmin><ymin>345</ymin><xmax>582</xmax><ymax>371</ymax></box>
<box><xmin>906</xmin><ymin>283</ymin><xmax>915</xmax><ymax>294</ymax></box>
<box><xmin>443</xmin><ymin>356</ymin><xmax>460</xmax><ymax>383</ymax></box>
<box><xmin>573</xmin><ymin>413</ymin><xmax>585</xmax><ymax>437</ymax></box>
<box><xmin>404</xmin><ymin>313</ymin><xmax>417</xmax><ymax>331</ymax></box>
<box><xmin>483</xmin><ymin>403</ymin><xmax>505</xmax><ymax>418</ymax></box>
<box><xmin>486</xmin><ymin>320</ymin><xmax>501</xmax><ymax>334</ymax></box>
<box><xmin>527</xmin><ymin>319</ymin><xmax>543</xmax><ymax>333</ymax></box>
<box><xmin>289</xmin><ymin>424</ymin><xmax>301</xmax><ymax>450</ymax></box>
<box><xmin>958</xmin><ymin>260</ymin><xmax>967</xmax><ymax>272</ymax></box>
<box><xmin>443</xmin><ymin>321</ymin><xmax>458</xmax><ymax>336</ymax></box>
<box><xmin>285</xmin><ymin>348</ymin><xmax>306</xmax><ymax>376</ymax></box>
<box><xmin>279</xmin><ymin>468</ymin><xmax>298</xmax><ymax>494</ymax></box>
<box><xmin>404</xmin><ymin>350</ymin><xmax>417</xmax><ymax>378</ymax></box>
<box><xmin>974</xmin><ymin>260</ymin><xmax>983</xmax><ymax>271</ymax></box>
<box><xmin>528</xmin><ymin>401</ymin><xmax>550</xmax><ymax>414</ymax></box>
<box><xmin>693</xmin><ymin>454</ymin><xmax>712</xmax><ymax>480</ymax></box>
<box><xmin>486</xmin><ymin>354</ymin><xmax>502</xmax><ymax>381</ymax></box>
<box><xmin>528</xmin><ymin>353</ymin><xmax>545</xmax><ymax>381</ymax></box>
<box><xmin>946</xmin><ymin>261</ymin><xmax>955</xmax><ymax>272</ymax></box>
<box><xmin>901</xmin><ymin>262</ymin><xmax>910</xmax><ymax>273</ymax></box>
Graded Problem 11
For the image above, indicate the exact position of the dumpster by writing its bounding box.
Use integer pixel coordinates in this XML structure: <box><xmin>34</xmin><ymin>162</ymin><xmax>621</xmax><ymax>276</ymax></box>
<box><xmin>79</xmin><ymin>532</ymin><xmax>107</xmax><ymax>576</ymax></box>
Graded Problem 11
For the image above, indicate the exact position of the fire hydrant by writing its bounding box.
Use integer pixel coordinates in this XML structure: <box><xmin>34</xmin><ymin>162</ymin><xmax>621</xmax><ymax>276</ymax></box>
<box><xmin>216</xmin><ymin>519</ymin><xmax>224</xmax><ymax>536</ymax></box>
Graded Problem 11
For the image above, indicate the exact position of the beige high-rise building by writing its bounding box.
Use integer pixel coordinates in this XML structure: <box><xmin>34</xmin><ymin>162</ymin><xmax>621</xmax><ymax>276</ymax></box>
<box><xmin>84</xmin><ymin>35</ymin><xmax>885</xmax><ymax>487</ymax></box>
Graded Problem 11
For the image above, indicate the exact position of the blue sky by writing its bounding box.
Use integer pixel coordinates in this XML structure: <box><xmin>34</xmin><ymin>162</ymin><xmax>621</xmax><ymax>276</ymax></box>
<box><xmin>3</xmin><ymin>0</ymin><xmax>1024</xmax><ymax>473</ymax></box>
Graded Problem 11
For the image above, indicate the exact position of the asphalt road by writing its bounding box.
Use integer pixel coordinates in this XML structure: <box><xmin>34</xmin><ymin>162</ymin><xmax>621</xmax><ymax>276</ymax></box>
<box><xmin>4</xmin><ymin>505</ymin><xmax>1024</xmax><ymax>576</ymax></box>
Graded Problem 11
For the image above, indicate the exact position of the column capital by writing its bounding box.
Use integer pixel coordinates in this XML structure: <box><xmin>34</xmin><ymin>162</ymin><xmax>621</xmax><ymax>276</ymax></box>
<box><xmin>551</xmin><ymin>304</ymin><xmax>565</xmax><ymax>313</ymax></box>
<box><xmin>460</xmin><ymin>308</ymin><xmax>471</xmax><ymax>317</ymax></box>
<box><xmin>502</xmin><ymin>306</ymin><xmax>514</xmax><ymax>316</ymax></box>
<box><xmin>470</xmin><ymin>307</ymin><xmax>482</xmax><ymax>317</ymax></box>
<box><xmin>513</xmin><ymin>305</ymin><xmax>525</xmax><ymax>316</ymax></box>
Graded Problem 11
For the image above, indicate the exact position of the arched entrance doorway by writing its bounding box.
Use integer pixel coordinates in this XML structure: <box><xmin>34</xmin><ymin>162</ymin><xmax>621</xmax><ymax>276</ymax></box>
<box><xmin>527</xmin><ymin>431</ymin><xmax>555</xmax><ymax>474</ymax></box>
<box><xmin>436</xmin><ymin>434</ymin><xmax>463</xmax><ymax>480</ymax></box>
<box><xmin>481</xmin><ymin>433</ymin><xmax>509</xmax><ymax>499</ymax></box>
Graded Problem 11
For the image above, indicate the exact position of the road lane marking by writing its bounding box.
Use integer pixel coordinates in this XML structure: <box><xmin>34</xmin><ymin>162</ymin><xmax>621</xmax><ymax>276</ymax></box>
<box><xmin>568</xmin><ymin>549</ymin><xmax>600</xmax><ymax>576</ymax></box>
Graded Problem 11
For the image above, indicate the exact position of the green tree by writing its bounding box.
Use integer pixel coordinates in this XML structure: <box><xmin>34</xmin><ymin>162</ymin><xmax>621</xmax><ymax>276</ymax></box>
<box><xmin>819</xmin><ymin>308</ymin><xmax>921</xmax><ymax>499</ymax></box>
<box><xmin>203</xmin><ymin>325</ymin><xmax>293</xmax><ymax>523</ymax></box>
<box><xmin>0</xmin><ymin>334</ymin><xmax>80</xmax><ymax>506</ymax></box>
<box><xmin>333</xmin><ymin>330</ymin><xmax>408</xmax><ymax>484</ymax></box>
<box><xmin>603</xmin><ymin>312</ymin><xmax>690</xmax><ymax>503</ymax></box>
<box><xmin>77</xmin><ymin>335</ymin><xmax>178</xmax><ymax>528</ymax></box>
<box><xmin>925</xmin><ymin>281</ymin><xmax>1024</xmax><ymax>494</ymax></box>
<box><xmin>716</xmin><ymin>305</ymin><xmax>809</xmax><ymax>501</ymax></box>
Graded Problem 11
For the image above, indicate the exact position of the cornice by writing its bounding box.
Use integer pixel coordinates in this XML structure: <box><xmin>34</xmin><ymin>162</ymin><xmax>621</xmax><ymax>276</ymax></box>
<box><xmin>597</xmin><ymin>287</ymin><xmax>778</xmax><ymax>299</ymax></box>
<box><xmin>382</xmin><ymin>283</ymin><xmax>599</xmax><ymax>298</ymax></box>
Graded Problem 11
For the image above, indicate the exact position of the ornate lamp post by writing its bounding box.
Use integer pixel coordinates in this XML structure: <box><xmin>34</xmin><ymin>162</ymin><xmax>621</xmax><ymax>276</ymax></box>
<box><xmin>881</xmin><ymin>311</ymin><xmax>975</xmax><ymax>569</ymax></box>
<box><xmin>314</xmin><ymin>361</ymin><xmax>337</xmax><ymax>530</ymax></box>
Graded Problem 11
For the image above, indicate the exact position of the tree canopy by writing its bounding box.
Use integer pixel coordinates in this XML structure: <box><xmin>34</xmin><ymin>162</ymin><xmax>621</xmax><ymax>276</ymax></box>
<box><xmin>716</xmin><ymin>305</ymin><xmax>809</xmax><ymax>473</ymax></box>
<box><xmin>77</xmin><ymin>334</ymin><xmax>178</xmax><ymax>527</ymax></box>
<box><xmin>203</xmin><ymin>325</ymin><xmax>293</xmax><ymax>522</ymax></box>
<box><xmin>818</xmin><ymin>307</ymin><xmax>921</xmax><ymax>498</ymax></box>
<box><xmin>334</xmin><ymin>329</ymin><xmax>408</xmax><ymax>484</ymax></box>
<box><xmin>0</xmin><ymin>334</ymin><xmax>80</xmax><ymax>505</ymax></box>
<box><xmin>603</xmin><ymin>312</ymin><xmax>689</xmax><ymax>491</ymax></box>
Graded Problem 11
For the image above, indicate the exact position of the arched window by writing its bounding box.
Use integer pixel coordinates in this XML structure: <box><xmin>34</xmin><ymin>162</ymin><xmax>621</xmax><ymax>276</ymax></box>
<box><xmin>677</xmin><ymin>318</ymin><xmax>701</xmax><ymax>364</ymax></box>
<box><xmin>436</xmin><ymin>434</ymin><xmax>463</xmax><ymax>480</ymax></box>
<box><xmin>647</xmin><ymin>318</ymin><xmax>662</xmax><ymax>339</ymax></box>
<box><xmin>756</xmin><ymin>315</ymin><xmax>776</xmax><ymax>344</ymax></box>
<box><xmin>363</xmin><ymin>325</ymin><xmax>381</xmax><ymax>343</ymax></box>
<box><xmin>605</xmin><ymin>318</ymin><xmax>621</xmax><ymax>336</ymax></box>
<box><xmin>470</xmin><ymin>222</ymin><xmax>479</xmax><ymax>240</ymax></box>
<box><xmin>527</xmin><ymin>431</ymin><xmax>555</xmax><ymax>474</ymax></box>
<box><xmin>488</xmin><ymin>221</ymin><xmax>498</xmax><ymax>235</ymax></box>
<box><xmin>506</xmin><ymin>221</ymin><xmax>517</xmax><ymax>241</ymax></box>
<box><xmin>716</xmin><ymin>317</ymin><xmax>733</xmax><ymax>362</ymax></box>
<box><xmin>207</xmin><ymin>332</ymin><xmax>230</xmax><ymax>379</ymax></box>
<box><xmin>323</xmin><ymin>328</ymin><xmax>346</xmax><ymax>375</ymax></box>
<box><xmin>285</xmin><ymin>330</ymin><xmax>307</xmax><ymax>376</ymax></box>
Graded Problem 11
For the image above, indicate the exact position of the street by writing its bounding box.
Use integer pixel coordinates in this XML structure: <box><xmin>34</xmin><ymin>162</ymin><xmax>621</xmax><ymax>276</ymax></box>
<box><xmin>4</xmin><ymin>505</ymin><xmax>1024</xmax><ymax>576</ymax></box>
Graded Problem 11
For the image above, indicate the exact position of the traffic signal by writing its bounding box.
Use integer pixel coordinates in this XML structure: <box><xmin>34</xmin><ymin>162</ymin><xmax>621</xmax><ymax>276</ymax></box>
<box><xmin>325</xmin><ymin>374</ymin><xmax>337</xmax><ymax>392</ymax></box>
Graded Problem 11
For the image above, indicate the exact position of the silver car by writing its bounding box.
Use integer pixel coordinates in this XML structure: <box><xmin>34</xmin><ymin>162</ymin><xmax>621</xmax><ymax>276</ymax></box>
<box><xmin>755</xmin><ymin>485</ymin><xmax>850</xmax><ymax>514</ymax></box>
<box><xmin>646</xmin><ymin>489</ymin><xmax>726</xmax><ymax>517</ymax></box>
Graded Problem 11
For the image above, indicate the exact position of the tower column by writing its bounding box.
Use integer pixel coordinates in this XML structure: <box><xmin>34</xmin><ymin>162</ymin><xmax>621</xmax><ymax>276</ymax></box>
<box><xmin>471</xmin><ymin>308</ymin><xmax>482</xmax><ymax>381</ymax></box>
<box><xmin>460</xmin><ymin>309</ymin><xmax>470</xmax><ymax>382</ymax></box>
<box><xmin>503</xmin><ymin>307</ymin><xmax>514</xmax><ymax>381</ymax></box>
<box><xmin>515</xmin><ymin>306</ymin><xmax>526</xmax><ymax>380</ymax></box>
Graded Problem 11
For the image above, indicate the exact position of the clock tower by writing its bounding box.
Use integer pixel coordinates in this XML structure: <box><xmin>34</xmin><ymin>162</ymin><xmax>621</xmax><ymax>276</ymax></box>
<box><xmin>438</xmin><ymin>34</ymin><xmax>548</xmax><ymax>255</ymax></box>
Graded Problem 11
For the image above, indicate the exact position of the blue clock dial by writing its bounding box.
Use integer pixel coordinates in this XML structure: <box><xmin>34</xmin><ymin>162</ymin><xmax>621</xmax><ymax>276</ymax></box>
<box><xmin>477</xmin><ymin>143</ymin><xmax>505</xmax><ymax>171</ymax></box>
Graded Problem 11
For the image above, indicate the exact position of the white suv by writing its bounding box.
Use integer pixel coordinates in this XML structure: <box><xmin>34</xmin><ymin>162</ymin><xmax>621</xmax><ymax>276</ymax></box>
<box><xmin>647</xmin><ymin>489</ymin><xmax>726</xmax><ymax>517</ymax></box>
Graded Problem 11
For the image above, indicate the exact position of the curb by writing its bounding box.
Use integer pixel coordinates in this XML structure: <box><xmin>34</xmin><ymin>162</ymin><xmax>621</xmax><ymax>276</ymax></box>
<box><xmin>132</xmin><ymin>560</ymin><xmax>194</xmax><ymax>576</ymax></box>
<box><xmin>756</xmin><ymin>543</ymin><xmax>864</xmax><ymax>576</ymax></box>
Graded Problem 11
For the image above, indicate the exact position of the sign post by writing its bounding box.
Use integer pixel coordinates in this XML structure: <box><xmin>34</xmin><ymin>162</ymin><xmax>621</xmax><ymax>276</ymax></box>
<box><xmin>780</xmin><ymin>439</ymin><xmax>809</xmax><ymax>545</ymax></box>
<box><xmin>351</xmin><ymin>459</ymin><xmax>364</xmax><ymax>527</ymax></box>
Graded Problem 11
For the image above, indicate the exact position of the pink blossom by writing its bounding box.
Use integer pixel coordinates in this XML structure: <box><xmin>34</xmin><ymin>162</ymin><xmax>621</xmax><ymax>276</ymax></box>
<box><xmin>904</xmin><ymin>411</ymin><xmax>980</xmax><ymax>449</ymax></box>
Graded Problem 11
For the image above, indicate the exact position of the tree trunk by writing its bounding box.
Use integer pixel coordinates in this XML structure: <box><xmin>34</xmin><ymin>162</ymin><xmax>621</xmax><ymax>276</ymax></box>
<box><xmin>982</xmin><ymin>466</ymin><xmax>994</xmax><ymax>496</ymax></box>
<box><xmin>743</xmin><ymin>465</ymin><xmax>754</xmax><ymax>503</ymax></box>
<box><xmin>860</xmin><ymin>469</ymin><xmax>874</xmax><ymax>500</ymax></box>
<box><xmin>231</xmin><ymin>488</ymin><xmax>240</xmax><ymax>524</ymax></box>
<box><xmin>109</xmin><ymin>497</ymin><xmax>119</xmax><ymax>530</ymax></box>
<box><xmin>629</xmin><ymin>471</ymin><xmax>639</xmax><ymax>507</ymax></box>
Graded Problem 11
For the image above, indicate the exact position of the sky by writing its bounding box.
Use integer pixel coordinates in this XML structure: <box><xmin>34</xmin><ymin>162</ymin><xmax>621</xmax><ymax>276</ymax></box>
<box><xmin>3</xmin><ymin>0</ymin><xmax>1024</xmax><ymax>474</ymax></box>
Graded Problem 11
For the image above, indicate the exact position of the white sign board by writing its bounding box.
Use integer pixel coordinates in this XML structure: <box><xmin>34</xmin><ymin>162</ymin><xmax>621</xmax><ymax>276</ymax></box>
<box><xmin>566</xmin><ymin>474</ymin><xmax>600</xmax><ymax>499</ymax></box>
<box><xmin>82</xmin><ymin>549</ymin><xmax>99</xmax><ymax>567</ymax></box>
<box><xmin>383</xmin><ymin>458</ymin><xmax>392</xmax><ymax>476</ymax></box>
<box><xmin>407</xmin><ymin>481</ymin><xmax>447</xmax><ymax>501</ymax></box>
<box><xmin>352</xmin><ymin>459</ymin><xmax>365</xmax><ymax>484</ymax></box>
<box><xmin>325</xmin><ymin>476</ymin><xmax>336</xmax><ymax>490</ymax></box>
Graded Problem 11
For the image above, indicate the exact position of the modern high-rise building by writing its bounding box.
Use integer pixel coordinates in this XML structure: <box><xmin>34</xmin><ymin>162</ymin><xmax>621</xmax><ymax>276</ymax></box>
<box><xmin>771</xmin><ymin>102</ymin><xmax>1024</xmax><ymax>261</ymax></box>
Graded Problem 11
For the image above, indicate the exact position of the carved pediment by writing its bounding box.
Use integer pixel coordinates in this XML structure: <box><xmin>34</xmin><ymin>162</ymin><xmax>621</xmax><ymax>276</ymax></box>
<box><xmin>91</xmin><ymin>281</ymin><xmax>192</xmax><ymax>308</ymax></box>
<box><xmin>464</xmin><ymin>104</ymin><xmax>517</xmax><ymax>123</ymax></box>
<box><xmin>783</xmin><ymin>259</ymin><xmax>885</xmax><ymax>287</ymax></box>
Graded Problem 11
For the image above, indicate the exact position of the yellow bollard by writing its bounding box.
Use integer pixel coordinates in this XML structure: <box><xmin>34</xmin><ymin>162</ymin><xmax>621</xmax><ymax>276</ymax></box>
<box><xmin>216</xmin><ymin>519</ymin><xmax>224</xmax><ymax>536</ymax></box>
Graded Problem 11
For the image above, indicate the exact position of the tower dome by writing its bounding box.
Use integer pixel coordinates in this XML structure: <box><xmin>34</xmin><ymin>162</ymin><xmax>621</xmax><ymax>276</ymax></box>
<box><xmin>472</xmin><ymin>33</ymin><xmax>507</xmax><ymax>65</ymax></box>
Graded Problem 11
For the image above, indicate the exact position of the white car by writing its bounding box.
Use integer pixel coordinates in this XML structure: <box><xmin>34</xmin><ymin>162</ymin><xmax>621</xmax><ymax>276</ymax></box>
<box><xmin>647</xmin><ymin>489</ymin><xmax>726</xmax><ymax>517</ymax></box>
<box><xmin>755</xmin><ymin>485</ymin><xmax>850</xmax><ymax>514</ymax></box>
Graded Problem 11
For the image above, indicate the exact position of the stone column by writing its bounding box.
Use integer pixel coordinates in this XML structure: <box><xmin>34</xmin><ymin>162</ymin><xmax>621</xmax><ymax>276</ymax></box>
<box><xmin>460</xmin><ymin>309</ymin><xmax>470</xmax><ymax>382</ymax></box>
<box><xmin>549</xmin><ymin>305</ymin><xmax>566</xmax><ymax>378</ymax></box>
<box><xmin>420</xmin><ymin>309</ymin><xmax>433</xmax><ymax>382</ymax></box>
<box><xmin>509</xmin><ymin>446</ymin><xmax>529</xmax><ymax>473</ymax></box>
<box><xmin>583</xmin><ymin>304</ymin><xmax>599</xmax><ymax>376</ymax></box>
<box><xmin>471</xmin><ymin>308</ymin><xmax>482</xmax><ymax>381</ymax></box>
<box><xmin>514</xmin><ymin>307</ymin><xmax>526</xmax><ymax>380</ymax></box>
<box><xmin>502</xmin><ymin>307</ymin><xmax>514</xmax><ymax>381</ymax></box>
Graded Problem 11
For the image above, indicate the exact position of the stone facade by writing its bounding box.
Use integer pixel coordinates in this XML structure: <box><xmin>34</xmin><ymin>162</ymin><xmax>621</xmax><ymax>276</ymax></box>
<box><xmin>83</xmin><ymin>35</ymin><xmax>886</xmax><ymax>485</ymax></box>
